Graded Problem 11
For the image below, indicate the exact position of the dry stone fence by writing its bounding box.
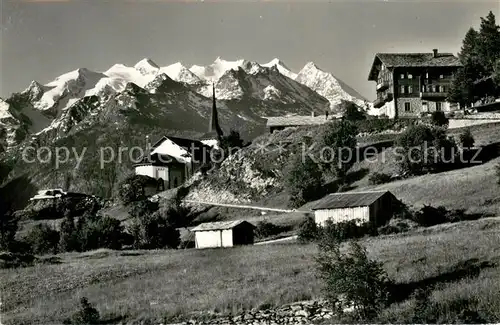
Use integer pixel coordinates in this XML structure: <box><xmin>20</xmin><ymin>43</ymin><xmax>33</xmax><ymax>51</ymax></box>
<box><xmin>161</xmin><ymin>300</ymin><xmax>336</xmax><ymax>325</ymax></box>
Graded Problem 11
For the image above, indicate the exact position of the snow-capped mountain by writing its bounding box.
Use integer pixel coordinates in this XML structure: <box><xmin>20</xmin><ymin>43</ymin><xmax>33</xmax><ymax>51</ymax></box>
<box><xmin>262</xmin><ymin>58</ymin><xmax>298</xmax><ymax>80</ymax></box>
<box><xmin>0</xmin><ymin>56</ymin><xmax>367</xmax><ymax>152</ymax></box>
<box><xmin>295</xmin><ymin>62</ymin><xmax>367</xmax><ymax>110</ymax></box>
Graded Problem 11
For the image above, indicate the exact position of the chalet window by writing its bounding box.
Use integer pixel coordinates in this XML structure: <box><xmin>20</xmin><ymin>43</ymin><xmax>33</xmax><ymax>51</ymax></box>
<box><xmin>432</xmin><ymin>85</ymin><xmax>437</xmax><ymax>92</ymax></box>
<box><xmin>440</xmin><ymin>85</ymin><xmax>445</xmax><ymax>92</ymax></box>
<box><xmin>404</xmin><ymin>102</ymin><xmax>411</xmax><ymax>112</ymax></box>
<box><xmin>400</xmin><ymin>74</ymin><xmax>405</xmax><ymax>79</ymax></box>
<box><xmin>436</xmin><ymin>102</ymin><xmax>442</xmax><ymax>111</ymax></box>
<box><xmin>422</xmin><ymin>85</ymin><xmax>426</xmax><ymax>92</ymax></box>
<box><xmin>408</xmin><ymin>74</ymin><xmax>413</xmax><ymax>79</ymax></box>
<box><xmin>426</xmin><ymin>72</ymin><xmax>429</xmax><ymax>79</ymax></box>
<box><xmin>408</xmin><ymin>85</ymin><xmax>413</xmax><ymax>93</ymax></box>
<box><xmin>400</xmin><ymin>85</ymin><xmax>405</xmax><ymax>94</ymax></box>
<box><xmin>439</xmin><ymin>74</ymin><xmax>444</xmax><ymax>79</ymax></box>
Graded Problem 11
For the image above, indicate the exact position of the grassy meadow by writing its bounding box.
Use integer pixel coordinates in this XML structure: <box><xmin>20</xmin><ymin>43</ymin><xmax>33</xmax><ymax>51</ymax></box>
<box><xmin>3</xmin><ymin>216</ymin><xmax>500</xmax><ymax>324</ymax></box>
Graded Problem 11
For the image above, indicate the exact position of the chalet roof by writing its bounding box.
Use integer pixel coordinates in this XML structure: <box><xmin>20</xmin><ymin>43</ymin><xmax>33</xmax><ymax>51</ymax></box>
<box><xmin>312</xmin><ymin>190</ymin><xmax>393</xmax><ymax>210</ymax></box>
<box><xmin>266</xmin><ymin>115</ymin><xmax>335</xmax><ymax>128</ymax></box>
<box><xmin>368</xmin><ymin>52</ymin><xmax>462</xmax><ymax>81</ymax></box>
<box><xmin>152</xmin><ymin>135</ymin><xmax>210</xmax><ymax>151</ymax></box>
<box><xmin>190</xmin><ymin>220</ymin><xmax>255</xmax><ymax>232</ymax></box>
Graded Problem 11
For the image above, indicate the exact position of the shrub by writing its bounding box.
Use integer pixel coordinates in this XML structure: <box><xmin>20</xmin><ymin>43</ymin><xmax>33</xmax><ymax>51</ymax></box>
<box><xmin>219</xmin><ymin>130</ymin><xmax>245</xmax><ymax>157</ymax></box>
<box><xmin>0</xmin><ymin>211</ymin><xmax>19</xmax><ymax>251</ymax></box>
<box><xmin>342</xmin><ymin>101</ymin><xmax>366</xmax><ymax>121</ymax></box>
<box><xmin>368</xmin><ymin>172</ymin><xmax>392</xmax><ymax>185</ymax></box>
<box><xmin>118</xmin><ymin>174</ymin><xmax>158</xmax><ymax>205</ymax></box>
<box><xmin>0</xmin><ymin>251</ymin><xmax>35</xmax><ymax>269</ymax></box>
<box><xmin>157</xmin><ymin>200</ymin><xmax>191</xmax><ymax>228</ymax></box>
<box><xmin>255</xmin><ymin>221</ymin><xmax>288</xmax><ymax>239</ymax></box>
<box><xmin>318</xmin><ymin>119</ymin><xmax>358</xmax><ymax>181</ymax></box>
<box><xmin>285</xmin><ymin>155</ymin><xmax>323</xmax><ymax>208</ymax></box>
<box><xmin>76</xmin><ymin>215</ymin><xmax>125</xmax><ymax>251</ymax></box>
<box><xmin>396</xmin><ymin>124</ymin><xmax>458</xmax><ymax>175</ymax></box>
<box><xmin>129</xmin><ymin>213</ymin><xmax>180</xmax><ymax>249</ymax></box>
<box><xmin>459</xmin><ymin>128</ymin><xmax>475</xmax><ymax>148</ymax></box>
<box><xmin>319</xmin><ymin>219</ymin><xmax>376</xmax><ymax>243</ymax></box>
<box><xmin>412</xmin><ymin>205</ymin><xmax>449</xmax><ymax>227</ymax></box>
<box><xmin>25</xmin><ymin>224</ymin><xmax>60</xmax><ymax>255</ymax></box>
<box><xmin>496</xmin><ymin>163</ymin><xmax>500</xmax><ymax>185</ymax></box>
<box><xmin>59</xmin><ymin>215</ymin><xmax>80</xmax><ymax>252</ymax></box>
<box><xmin>377</xmin><ymin>220</ymin><xmax>412</xmax><ymax>235</ymax></box>
<box><xmin>297</xmin><ymin>216</ymin><xmax>319</xmax><ymax>243</ymax></box>
<box><xmin>430</xmin><ymin>111</ymin><xmax>449</xmax><ymax>127</ymax></box>
<box><xmin>316</xmin><ymin>241</ymin><xmax>391</xmax><ymax>320</ymax></box>
<box><xmin>65</xmin><ymin>297</ymin><xmax>100</xmax><ymax>325</ymax></box>
<box><xmin>129</xmin><ymin>200</ymin><xmax>159</xmax><ymax>219</ymax></box>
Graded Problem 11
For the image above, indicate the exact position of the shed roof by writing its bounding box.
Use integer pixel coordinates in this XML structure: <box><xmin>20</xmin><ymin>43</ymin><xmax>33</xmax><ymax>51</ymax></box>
<box><xmin>266</xmin><ymin>115</ymin><xmax>336</xmax><ymax>127</ymax></box>
<box><xmin>312</xmin><ymin>190</ymin><xmax>392</xmax><ymax>210</ymax></box>
<box><xmin>190</xmin><ymin>220</ymin><xmax>255</xmax><ymax>232</ymax></box>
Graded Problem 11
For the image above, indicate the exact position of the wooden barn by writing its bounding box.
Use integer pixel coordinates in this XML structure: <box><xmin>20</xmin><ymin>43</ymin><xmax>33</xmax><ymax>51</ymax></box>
<box><xmin>190</xmin><ymin>220</ymin><xmax>256</xmax><ymax>249</ymax></box>
<box><xmin>312</xmin><ymin>190</ymin><xmax>398</xmax><ymax>227</ymax></box>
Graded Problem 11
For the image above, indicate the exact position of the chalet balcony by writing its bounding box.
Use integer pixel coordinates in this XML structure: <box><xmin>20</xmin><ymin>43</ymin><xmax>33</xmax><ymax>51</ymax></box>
<box><xmin>376</xmin><ymin>81</ymin><xmax>389</xmax><ymax>92</ymax></box>
<box><xmin>420</xmin><ymin>92</ymin><xmax>447</xmax><ymax>99</ymax></box>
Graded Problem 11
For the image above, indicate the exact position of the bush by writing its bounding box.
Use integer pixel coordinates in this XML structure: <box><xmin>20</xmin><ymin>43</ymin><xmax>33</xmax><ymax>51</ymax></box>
<box><xmin>129</xmin><ymin>213</ymin><xmax>180</xmax><ymax>249</ymax></box>
<box><xmin>496</xmin><ymin>163</ymin><xmax>500</xmax><ymax>185</ymax></box>
<box><xmin>459</xmin><ymin>128</ymin><xmax>475</xmax><ymax>148</ymax></box>
<box><xmin>156</xmin><ymin>200</ymin><xmax>191</xmax><ymax>228</ymax></box>
<box><xmin>368</xmin><ymin>172</ymin><xmax>392</xmax><ymax>185</ymax></box>
<box><xmin>129</xmin><ymin>200</ymin><xmax>159</xmax><ymax>219</ymax></box>
<box><xmin>59</xmin><ymin>215</ymin><xmax>80</xmax><ymax>252</ymax></box>
<box><xmin>342</xmin><ymin>101</ymin><xmax>366</xmax><ymax>122</ymax></box>
<box><xmin>285</xmin><ymin>155</ymin><xmax>323</xmax><ymax>208</ymax></box>
<box><xmin>396</xmin><ymin>124</ymin><xmax>458</xmax><ymax>175</ymax></box>
<box><xmin>255</xmin><ymin>221</ymin><xmax>288</xmax><ymax>239</ymax></box>
<box><xmin>319</xmin><ymin>219</ymin><xmax>376</xmax><ymax>243</ymax></box>
<box><xmin>65</xmin><ymin>297</ymin><xmax>100</xmax><ymax>325</ymax></box>
<box><xmin>318</xmin><ymin>119</ymin><xmax>358</xmax><ymax>181</ymax></box>
<box><xmin>118</xmin><ymin>174</ymin><xmax>158</xmax><ymax>205</ymax></box>
<box><xmin>0</xmin><ymin>211</ymin><xmax>19</xmax><ymax>251</ymax></box>
<box><xmin>0</xmin><ymin>251</ymin><xmax>35</xmax><ymax>269</ymax></box>
<box><xmin>377</xmin><ymin>220</ymin><xmax>412</xmax><ymax>235</ymax></box>
<box><xmin>76</xmin><ymin>215</ymin><xmax>125</xmax><ymax>251</ymax></box>
<box><xmin>297</xmin><ymin>216</ymin><xmax>319</xmax><ymax>243</ymax></box>
<box><xmin>316</xmin><ymin>241</ymin><xmax>391</xmax><ymax>320</ymax></box>
<box><xmin>25</xmin><ymin>224</ymin><xmax>60</xmax><ymax>255</ymax></box>
<box><xmin>430</xmin><ymin>111</ymin><xmax>449</xmax><ymax>127</ymax></box>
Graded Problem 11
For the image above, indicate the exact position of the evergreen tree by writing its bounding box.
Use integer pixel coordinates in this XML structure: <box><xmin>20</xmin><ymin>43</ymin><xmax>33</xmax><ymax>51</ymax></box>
<box><xmin>477</xmin><ymin>11</ymin><xmax>500</xmax><ymax>75</ymax></box>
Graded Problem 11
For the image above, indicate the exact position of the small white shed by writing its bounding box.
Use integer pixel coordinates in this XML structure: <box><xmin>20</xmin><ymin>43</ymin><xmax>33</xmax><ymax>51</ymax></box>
<box><xmin>312</xmin><ymin>190</ymin><xmax>397</xmax><ymax>227</ymax></box>
<box><xmin>190</xmin><ymin>220</ymin><xmax>256</xmax><ymax>249</ymax></box>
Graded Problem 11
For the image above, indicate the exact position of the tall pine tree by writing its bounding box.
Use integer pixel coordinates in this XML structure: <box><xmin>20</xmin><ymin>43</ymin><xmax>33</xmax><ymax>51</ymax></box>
<box><xmin>477</xmin><ymin>11</ymin><xmax>500</xmax><ymax>76</ymax></box>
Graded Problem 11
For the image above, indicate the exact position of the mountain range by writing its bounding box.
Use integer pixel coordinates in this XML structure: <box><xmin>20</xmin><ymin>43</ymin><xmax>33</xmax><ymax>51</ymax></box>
<box><xmin>0</xmin><ymin>57</ymin><xmax>369</xmax><ymax>152</ymax></box>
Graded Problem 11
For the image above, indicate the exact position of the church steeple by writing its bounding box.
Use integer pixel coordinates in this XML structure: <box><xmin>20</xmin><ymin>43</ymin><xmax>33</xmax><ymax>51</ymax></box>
<box><xmin>208</xmin><ymin>83</ymin><xmax>223</xmax><ymax>139</ymax></box>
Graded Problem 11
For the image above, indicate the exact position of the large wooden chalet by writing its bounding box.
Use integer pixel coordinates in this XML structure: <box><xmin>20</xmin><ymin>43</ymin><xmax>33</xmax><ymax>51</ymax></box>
<box><xmin>368</xmin><ymin>49</ymin><xmax>462</xmax><ymax>118</ymax></box>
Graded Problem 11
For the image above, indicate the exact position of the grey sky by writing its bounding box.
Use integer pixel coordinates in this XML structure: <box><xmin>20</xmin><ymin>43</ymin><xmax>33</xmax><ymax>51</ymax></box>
<box><xmin>1</xmin><ymin>0</ymin><xmax>499</xmax><ymax>100</ymax></box>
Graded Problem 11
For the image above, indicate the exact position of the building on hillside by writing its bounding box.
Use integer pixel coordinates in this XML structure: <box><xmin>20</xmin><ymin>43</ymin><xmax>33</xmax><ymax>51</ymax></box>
<box><xmin>134</xmin><ymin>137</ymin><xmax>213</xmax><ymax>190</ymax></box>
<box><xmin>134</xmin><ymin>84</ymin><xmax>223</xmax><ymax>190</ymax></box>
<box><xmin>312</xmin><ymin>190</ymin><xmax>398</xmax><ymax>227</ymax></box>
<box><xmin>368</xmin><ymin>49</ymin><xmax>462</xmax><ymax>118</ymax></box>
<box><xmin>265</xmin><ymin>111</ymin><xmax>337</xmax><ymax>133</ymax></box>
<box><xmin>190</xmin><ymin>220</ymin><xmax>256</xmax><ymax>249</ymax></box>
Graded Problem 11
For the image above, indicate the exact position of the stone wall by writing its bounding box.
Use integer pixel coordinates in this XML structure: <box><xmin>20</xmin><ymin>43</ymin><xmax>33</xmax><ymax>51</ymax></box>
<box><xmin>396</xmin><ymin>97</ymin><xmax>422</xmax><ymax>118</ymax></box>
<box><xmin>165</xmin><ymin>300</ymin><xmax>336</xmax><ymax>325</ymax></box>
